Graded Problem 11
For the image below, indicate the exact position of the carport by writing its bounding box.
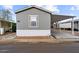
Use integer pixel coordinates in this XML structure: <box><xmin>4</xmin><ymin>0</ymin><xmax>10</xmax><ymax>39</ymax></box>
<box><xmin>51</xmin><ymin>14</ymin><xmax>79</xmax><ymax>40</ymax></box>
<box><xmin>51</xmin><ymin>14</ymin><xmax>75</xmax><ymax>35</ymax></box>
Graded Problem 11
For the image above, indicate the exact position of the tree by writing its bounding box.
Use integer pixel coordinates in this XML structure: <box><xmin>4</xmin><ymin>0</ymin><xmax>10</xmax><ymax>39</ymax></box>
<box><xmin>2</xmin><ymin>8</ymin><xmax>13</xmax><ymax>21</ymax></box>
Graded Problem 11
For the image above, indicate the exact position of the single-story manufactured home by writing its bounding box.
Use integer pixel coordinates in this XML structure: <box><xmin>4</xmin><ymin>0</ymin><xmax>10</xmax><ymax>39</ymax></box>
<box><xmin>15</xmin><ymin>5</ymin><xmax>75</xmax><ymax>37</ymax></box>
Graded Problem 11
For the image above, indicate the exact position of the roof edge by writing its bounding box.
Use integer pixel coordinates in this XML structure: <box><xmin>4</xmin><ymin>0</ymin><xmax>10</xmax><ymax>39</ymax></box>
<box><xmin>15</xmin><ymin>5</ymin><xmax>52</xmax><ymax>14</ymax></box>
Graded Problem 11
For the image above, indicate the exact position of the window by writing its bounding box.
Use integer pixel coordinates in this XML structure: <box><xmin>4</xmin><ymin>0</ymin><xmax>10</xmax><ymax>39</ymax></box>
<box><xmin>29</xmin><ymin>15</ymin><xmax>38</xmax><ymax>27</ymax></box>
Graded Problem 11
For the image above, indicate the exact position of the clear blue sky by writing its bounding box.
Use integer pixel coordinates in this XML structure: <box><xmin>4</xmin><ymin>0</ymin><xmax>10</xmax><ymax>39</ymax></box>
<box><xmin>57</xmin><ymin>5</ymin><xmax>79</xmax><ymax>17</ymax></box>
<box><xmin>13</xmin><ymin>5</ymin><xmax>28</xmax><ymax>11</ymax></box>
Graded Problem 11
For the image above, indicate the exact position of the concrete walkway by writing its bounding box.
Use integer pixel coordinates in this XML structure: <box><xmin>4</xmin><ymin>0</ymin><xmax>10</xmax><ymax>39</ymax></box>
<box><xmin>51</xmin><ymin>30</ymin><xmax>79</xmax><ymax>41</ymax></box>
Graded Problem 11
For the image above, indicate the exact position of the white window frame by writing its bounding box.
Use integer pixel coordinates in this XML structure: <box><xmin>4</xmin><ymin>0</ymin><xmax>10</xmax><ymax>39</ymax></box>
<box><xmin>28</xmin><ymin>15</ymin><xmax>39</xmax><ymax>28</ymax></box>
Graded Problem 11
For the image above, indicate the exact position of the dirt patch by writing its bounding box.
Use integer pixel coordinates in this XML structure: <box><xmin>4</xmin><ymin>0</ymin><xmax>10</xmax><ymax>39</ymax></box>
<box><xmin>16</xmin><ymin>36</ymin><xmax>60</xmax><ymax>44</ymax></box>
<box><xmin>0</xmin><ymin>40</ymin><xmax>16</xmax><ymax>45</ymax></box>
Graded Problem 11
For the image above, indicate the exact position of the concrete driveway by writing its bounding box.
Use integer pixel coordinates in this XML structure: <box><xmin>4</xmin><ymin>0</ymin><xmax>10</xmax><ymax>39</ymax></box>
<box><xmin>51</xmin><ymin>29</ymin><xmax>79</xmax><ymax>41</ymax></box>
<box><xmin>0</xmin><ymin>42</ymin><xmax>79</xmax><ymax>53</ymax></box>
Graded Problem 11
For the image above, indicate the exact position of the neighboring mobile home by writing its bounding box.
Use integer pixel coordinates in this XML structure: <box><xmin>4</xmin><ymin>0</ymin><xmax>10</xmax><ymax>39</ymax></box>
<box><xmin>0</xmin><ymin>9</ymin><xmax>14</xmax><ymax>35</ymax></box>
<box><xmin>16</xmin><ymin>5</ymin><xmax>75</xmax><ymax>37</ymax></box>
<box><xmin>58</xmin><ymin>19</ymin><xmax>79</xmax><ymax>31</ymax></box>
<box><xmin>0</xmin><ymin>18</ymin><xmax>13</xmax><ymax>35</ymax></box>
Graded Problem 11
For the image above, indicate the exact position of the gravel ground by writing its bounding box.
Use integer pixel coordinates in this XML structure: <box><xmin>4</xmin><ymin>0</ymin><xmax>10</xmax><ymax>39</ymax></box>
<box><xmin>0</xmin><ymin>32</ymin><xmax>16</xmax><ymax>40</ymax></box>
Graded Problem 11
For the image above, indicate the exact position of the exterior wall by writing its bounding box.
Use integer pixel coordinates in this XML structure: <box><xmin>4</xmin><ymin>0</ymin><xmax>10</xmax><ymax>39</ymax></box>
<box><xmin>1</xmin><ymin>21</ymin><xmax>11</xmax><ymax>32</ymax></box>
<box><xmin>78</xmin><ymin>22</ymin><xmax>79</xmax><ymax>31</ymax></box>
<box><xmin>59</xmin><ymin>21</ymin><xmax>79</xmax><ymax>31</ymax></box>
<box><xmin>74</xmin><ymin>21</ymin><xmax>79</xmax><ymax>31</ymax></box>
<box><xmin>0</xmin><ymin>21</ymin><xmax>11</xmax><ymax>35</ymax></box>
<box><xmin>16</xmin><ymin>8</ymin><xmax>51</xmax><ymax>36</ymax></box>
<box><xmin>74</xmin><ymin>21</ymin><xmax>78</xmax><ymax>30</ymax></box>
<box><xmin>59</xmin><ymin>22</ymin><xmax>71</xmax><ymax>28</ymax></box>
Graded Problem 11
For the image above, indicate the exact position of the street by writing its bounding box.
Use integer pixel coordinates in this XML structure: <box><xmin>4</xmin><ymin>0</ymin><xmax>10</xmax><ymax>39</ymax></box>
<box><xmin>0</xmin><ymin>42</ymin><xmax>79</xmax><ymax>53</ymax></box>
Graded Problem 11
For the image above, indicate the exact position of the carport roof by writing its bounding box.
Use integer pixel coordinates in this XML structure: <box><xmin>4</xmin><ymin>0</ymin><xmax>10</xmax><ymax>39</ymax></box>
<box><xmin>51</xmin><ymin>14</ymin><xmax>75</xmax><ymax>22</ymax></box>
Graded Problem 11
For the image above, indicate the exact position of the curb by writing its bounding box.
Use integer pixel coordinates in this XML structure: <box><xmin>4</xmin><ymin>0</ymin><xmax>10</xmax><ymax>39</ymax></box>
<box><xmin>0</xmin><ymin>39</ymin><xmax>79</xmax><ymax>45</ymax></box>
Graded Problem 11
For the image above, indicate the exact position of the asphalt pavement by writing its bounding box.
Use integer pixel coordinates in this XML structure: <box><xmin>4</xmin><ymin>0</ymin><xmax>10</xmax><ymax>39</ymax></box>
<box><xmin>0</xmin><ymin>42</ymin><xmax>79</xmax><ymax>53</ymax></box>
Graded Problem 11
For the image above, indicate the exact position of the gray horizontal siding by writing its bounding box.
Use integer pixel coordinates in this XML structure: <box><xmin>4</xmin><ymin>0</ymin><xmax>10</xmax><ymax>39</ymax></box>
<box><xmin>16</xmin><ymin>8</ymin><xmax>51</xmax><ymax>30</ymax></box>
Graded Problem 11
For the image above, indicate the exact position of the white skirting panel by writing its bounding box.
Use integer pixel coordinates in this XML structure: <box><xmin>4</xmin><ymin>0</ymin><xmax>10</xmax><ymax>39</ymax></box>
<box><xmin>17</xmin><ymin>30</ymin><xmax>50</xmax><ymax>36</ymax></box>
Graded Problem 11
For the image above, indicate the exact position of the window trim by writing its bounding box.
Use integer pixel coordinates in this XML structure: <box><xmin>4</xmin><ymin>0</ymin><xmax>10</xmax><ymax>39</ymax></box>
<box><xmin>28</xmin><ymin>15</ymin><xmax>39</xmax><ymax>28</ymax></box>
